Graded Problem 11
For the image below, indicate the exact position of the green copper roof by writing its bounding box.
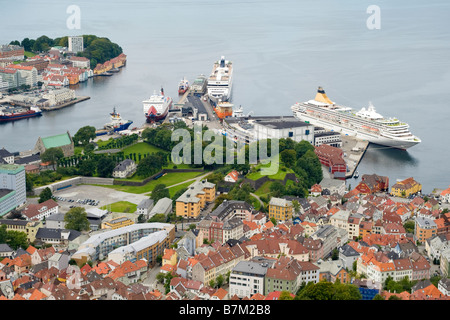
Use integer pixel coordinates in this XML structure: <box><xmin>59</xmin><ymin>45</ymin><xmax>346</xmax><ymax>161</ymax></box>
<box><xmin>42</xmin><ymin>133</ymin><xmax>71</xmax><ymax>149</ymax></box>
<box><xmin>0</xmin><ymin>164</ymin><xmax>24</xmax><ymax>174</ymax></box>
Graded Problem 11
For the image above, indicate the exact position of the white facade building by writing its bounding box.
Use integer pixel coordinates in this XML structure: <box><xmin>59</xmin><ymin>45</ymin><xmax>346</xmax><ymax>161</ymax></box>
<box><xmin>253</xmin><ymin>118</ymin><xmax>314</xmax><ymax>143</ymax></box>
<box><xmin>68</xmin><ymin>36</ymin><xmax>84</xmax><ymax>54</ymax></box>
<box><xmin>42</xmin><ymin>88</ymin><xmax>76</xmax><ymax>106</ymax></box>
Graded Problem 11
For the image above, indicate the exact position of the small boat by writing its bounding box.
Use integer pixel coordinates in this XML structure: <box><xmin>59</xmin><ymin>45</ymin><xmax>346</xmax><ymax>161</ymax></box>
<box><xmin>354</xmin><ymin>171</ymin><xmax>359</xmax><ymax>179</ymax></box>
<box><xmin>178</xmin><ymin>77</ymin><xmax>189</xmax><ymax>95</ymax></box>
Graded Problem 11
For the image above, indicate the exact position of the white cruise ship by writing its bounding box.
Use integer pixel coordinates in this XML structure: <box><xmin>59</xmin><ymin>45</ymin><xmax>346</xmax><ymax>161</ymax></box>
<box><xmin>207</xmin><ymin>56</ymin><xmax>233</xmax><ymax>103</ymax></box>
<box><xmin>291</xmin><ymin>87</ymin><xmax>421</xmax><ymax>150</ymax></box>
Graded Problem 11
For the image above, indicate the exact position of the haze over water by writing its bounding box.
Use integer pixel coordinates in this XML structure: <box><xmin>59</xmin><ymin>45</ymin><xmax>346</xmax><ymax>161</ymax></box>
<box><xmin>1</xmin><ymin>0</ymin><xmax>449</xmax><ymax>193</ymax></box>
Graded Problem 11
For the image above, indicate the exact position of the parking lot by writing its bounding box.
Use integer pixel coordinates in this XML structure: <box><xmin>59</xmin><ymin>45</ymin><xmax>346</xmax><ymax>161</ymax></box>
<box><xmin>53</xmin><ymin>184</ymin><xmax>149</xmax><ymax>212</ymax></box>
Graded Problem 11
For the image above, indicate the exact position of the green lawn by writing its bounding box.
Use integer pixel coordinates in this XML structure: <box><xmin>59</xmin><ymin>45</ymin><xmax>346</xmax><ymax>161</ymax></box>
<box><xmin>254</xmin><ymin>181</ymin><xmax>272</xmax><ymax>197</ymax></box>
<box><xmin>246</xmin><ymin>166</ymin><xmax>294</xmax><ymax>181</ymax></box>
<box><xmin>96</xmin><ymin>171</ymin><xmax>205</xmax><ymax>194</ymax></box>
<box><xmin>168</xmin><ymin>181</ymin><xmax>193</xmax><ymax>198</ymax></box>
<box><xmin>101</xmin><ymin>201</ymin><xmax>137</xmax><ymax>213</ymax></box>
<box><xmin>123</xmin><ymin>142</ymin><xmax>165</xmax><ymax>161</ymax></box>
<box><xmin>25</xmin><ymin>51</ymin><xmax>35</xmax><ymax>58</ymax></box>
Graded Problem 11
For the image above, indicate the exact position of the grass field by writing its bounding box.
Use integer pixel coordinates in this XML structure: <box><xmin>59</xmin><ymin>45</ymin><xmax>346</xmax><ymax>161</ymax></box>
<box><xmin>168</xmin><ymin>181</ymin><xmax>193</xmax><ymax>198</ymax></box>
<box><xmin>254</xmin><ymin>181</ymin><xmax>272</xmax><ymax>197</ymax></box>
<box><xmin>96</xmin><ymin>171</ymin><xmax>205</xmax><ymax>194</ymax></box>
<box><xmin>101</xmin><ymin>201</ymin><xmax>137</xmax><ymax>213</ymax></box>
<box><xmin>122</xmin><ymin>142</ymin><xmax>165</xmax><ymax>161</ymax></box>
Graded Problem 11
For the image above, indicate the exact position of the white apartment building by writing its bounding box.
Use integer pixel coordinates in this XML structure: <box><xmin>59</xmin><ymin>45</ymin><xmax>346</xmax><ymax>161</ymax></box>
<box><xmin>229</xmin><ymin>260</ymin><xmax>270</xmax><ymax>298</ymax></box>
<box><xmin>68</xmin><ymin>36</ymin><xmax>84</xmax><ymax>54</ymax></box>
<box><xmin>42</xmin><ymin>88</ymin><xmax>76</xmax><ymax>106</ymax></box>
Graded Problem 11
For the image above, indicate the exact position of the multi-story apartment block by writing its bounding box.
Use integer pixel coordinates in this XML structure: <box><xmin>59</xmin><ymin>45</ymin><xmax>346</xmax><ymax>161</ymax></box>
<box><xmin>0</xmin><ymin>164</ymin><xmax>26</xmax><ymax>217</ymax></box>
<box><xmin>68</xmin><ymin>36</ymin><xmax>84</xmax><ymax>54</ymax></box>
<box><xmin>176</xmin><ymin>179</ymin><xmax>215</xmax><ymax>219</ymax></box>
<box><xmin>268</xmin><ymin>197</ymin><xmax>293</xmax><ymax>222</ymax></box>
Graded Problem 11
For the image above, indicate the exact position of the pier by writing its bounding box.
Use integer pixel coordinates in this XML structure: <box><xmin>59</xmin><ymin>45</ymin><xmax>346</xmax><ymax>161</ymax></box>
<box><xmin>41</xmin><ymin>96</ymin><xmax>90</xmax><ymax>111</ymax></box>
<box><xmin>340</xmin><ymin>135</ymin><xmax>369</xmax><ymax>179</ymax></box>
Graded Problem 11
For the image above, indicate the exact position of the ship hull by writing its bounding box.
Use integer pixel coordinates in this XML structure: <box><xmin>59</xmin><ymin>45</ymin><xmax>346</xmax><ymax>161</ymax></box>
<box><xmin>95</xmin><ymin>120</ymin><xmax>133</xmax><ymax>136</ymax></box>
<box><xmin>145</xmin><ymin>105</ymin><xmax>170</xmax><ymax>123</ymax></box>
<box><xmin>293</xmin><ymin>112</ymin><xmax>420</xmax><ymax>150</ymax></box>
<box><xmin>0</xmin><ymin>111</ymin><xmax>42</xmax><ymax>122</ymax></box>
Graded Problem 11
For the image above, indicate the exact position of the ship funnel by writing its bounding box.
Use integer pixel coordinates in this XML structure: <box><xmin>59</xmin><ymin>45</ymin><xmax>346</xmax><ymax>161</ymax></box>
<box><xmin>314</xmin><ymin>86</ymin><xmax>334</xmax><ymax>105</ymax></box>
<box><xmin>220</xmin><ymin>56</ymin><xmax>225</xmax><ymax>68</ymax></box>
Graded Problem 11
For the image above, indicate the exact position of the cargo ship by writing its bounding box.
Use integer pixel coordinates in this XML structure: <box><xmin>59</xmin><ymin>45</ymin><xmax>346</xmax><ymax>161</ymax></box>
<box><xmin>0</xmin><ymin>105</ymin><xmax>42</xmax><ymax>122</ymax></box>
<box><xmin>95</xmin><ymin>107</ymin><xmax>133</xmax><ymax>136</ymax></box>
<box><xmin>291</xmin><ymin>87</ymin><xmax>421</xmax><ymax>150</ymax></box>
<box><xmin>142</xmin><ymin>88</ymin><xmax>172</xmax><ymax>123</ymax></box>
<box><xmin>178</xmin><ymin>77</ymin><xmax>189</xmax><ymax>95</ymax></box>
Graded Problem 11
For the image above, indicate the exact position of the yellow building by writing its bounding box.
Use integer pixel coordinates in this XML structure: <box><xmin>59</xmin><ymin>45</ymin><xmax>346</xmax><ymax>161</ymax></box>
<box><xmin>0</xmin><ymin>219</ymin><xmax>43</xmax><ymax>243</ymax></box>
<box><xmin>102</xmin><ymin>216</ymin><xmax>134</xmax><ymax>230</ymax></box>
<box><xmin>176</xmin><ymin>179</ymin><xmax>215</xmax><ymax>219</ymax></box>
<box><xmin>268</xmin><ymin>197</ymin><xmax>293</xmax><ymax>222</ymax></box>
<box><xmin>162</xmin><ymin>248</ymin><xmax>177</xmax><ymax>267</ymax></box>
<box><xmin>390</xmin><ymin>177</ymin><xmax>422</xmax><ymax>198</ymax></box>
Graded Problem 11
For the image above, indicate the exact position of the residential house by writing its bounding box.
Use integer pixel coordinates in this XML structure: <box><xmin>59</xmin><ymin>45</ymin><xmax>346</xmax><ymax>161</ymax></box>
<box><xmin>224</xmin><ymin>170</ymin><xmax>239</xmax><ymax>183</ymax></box>
<box><xmin>390</xmin><ymin>177</ymin><xmax>422</xmax><ymax>198</ymax></box>
<box><xmin>317</xmin><ymin>259</ymin><xmax>351</xmax><ymax>284</ymax></box>
<box><xmin>22</xmin><ymin>199</ymin><xmax>59</xmax><ymax>221</ymax></box>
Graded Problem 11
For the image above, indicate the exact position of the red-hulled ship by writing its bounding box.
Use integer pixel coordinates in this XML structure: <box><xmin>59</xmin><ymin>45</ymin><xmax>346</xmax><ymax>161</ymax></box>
<box><xmin>0</xmin><ymin>106</ymin><xmax>42</xmax><ymax>122</ymax></box>
<box><xmin>142</xmin><ymin>88</ymin><xmax>172</xmax><ymax>123</ymax></box>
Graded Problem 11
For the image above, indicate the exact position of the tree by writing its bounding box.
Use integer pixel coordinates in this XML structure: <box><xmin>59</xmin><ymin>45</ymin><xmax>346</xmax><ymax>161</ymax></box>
<box><xmin>331</xmin><ymin>248</ymin><xmax>339</xmax><ymax>260</ymax></box>
<box><xmin>41</xmin><ymin>147</ymin><xmax>64</xmax><ymax>170</ymax></box>
<box><xmin>64</xmin><ymin>207</ymin><xmax>90</xmax><ymax>231</ymax></box>
<box><xmin>0</xmin><ymin>225</ymin><xmax>7</xmax><ymax>244</ymax></box>
<box><xmin>148</xmin><ymin>214</ymin><xmax>167</xmax><ymax>223</ymax></box>
<box><xmin>280</xmin><ymin>149</ymin><xmax>296</xmax><ymax>168</ymax></box>
<box><xmin>6</xmin><ymin>231</ymin><xmax>28</xmax><ymax>250</ymax></box>
<box><xmin>25</xmin><ymin>173</ymin><xmax>34</xmax><ymax>192</ymax></box>
<box><xmin>73</xmin><ymin>126</ymin><xmax>96</xmax><ymax>146</ymax></box>
<box><xmin>151</xmin><ymin>184</ymin><xmax>170</xmax><ymax>203</ymax></box>
<box><xmin>38</xmin><ymin>187</ymin><xmax>53</xmax><ymax>203</ymax></box>
<box><xmin>78</xmin><ymin>158</ymin><xmax>97</xmax><ymax>177</ymax></box>
<box><xmin>373</xmin><ymin>294</ymin><xmax>385</xmax><ymax>300</ymax></box>
<box><xmin>96</xmin><ymin>157</ymin><xmax>116</xmax><ymax>178</ymax></box>
<box><xmin>279</xmin><ymin>291</ymin><xmax>294</xmax><ymax>300</ymax></box>
<box><xmin>216</xmin><ymin>274</ymin><xmax>225</xmax><ymax>288</ymax></box>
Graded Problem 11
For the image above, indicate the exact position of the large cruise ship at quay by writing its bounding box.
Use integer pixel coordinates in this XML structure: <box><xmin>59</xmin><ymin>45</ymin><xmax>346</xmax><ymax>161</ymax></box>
<box><xmin>142</xmin><ymin>88</ymin><xmax>173</xmax><ymax>123</ymax></box>
<box><xmin>291</xmin><ymin>87</ymin><xmax>421</xmax><ymax>150</ymax></box>
<box><xmin>207</xmin><ymin>56</ymin><xmax>233</xmax><ymax>104</ymax></box>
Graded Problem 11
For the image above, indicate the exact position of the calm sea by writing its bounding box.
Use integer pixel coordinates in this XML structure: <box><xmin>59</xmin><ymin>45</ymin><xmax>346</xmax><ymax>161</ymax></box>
<box><xmin>1</xmin><ymin>0</ymin><xmax>449</xmax><ymax>193</ymax></box>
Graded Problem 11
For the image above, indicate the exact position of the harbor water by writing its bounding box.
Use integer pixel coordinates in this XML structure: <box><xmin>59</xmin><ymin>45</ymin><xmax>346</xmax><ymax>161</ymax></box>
<box><xmin>1</xmin><ymin>0</ymin><xmax>450</xmax><ymax>193</ymax></box>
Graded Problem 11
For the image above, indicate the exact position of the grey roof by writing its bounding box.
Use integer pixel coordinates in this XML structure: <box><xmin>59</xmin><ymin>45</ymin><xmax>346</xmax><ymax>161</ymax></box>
<box><xmin>14</xmin><ymin>154</ymin><xmax>41</xmax><ymax>165</ymax></box>
<box><xmin>269</xmin><ymin>197</ymin><xmax>292</xmax><ymax>207</ymax></box>
<box><xmin>0</xmin><ymin>148</ymin><xmax>13</xmax><ymax>158</ymax></box>
<box><xmin>319</xmin><ymin>178</ymin><xmax>345</xmax><ymax>190</ymax></box>
<box><xmin>223</xmin><ymin>218</ymin><xmax>243</xmax><ymax>230</ymax></box>
<box><xmin>0</xmin><ymin>243</ymin><xmax>13</xmax><ymax>253</ymax></box>
<box><xmin>412</xmin><ymin>279</ymin><xmax>432</xmax><ymax>293</ymax></box>
<box><xmin>0</xmin><ymin>219</ymin><xmax>28</xmax><ymax>226</ymax></box>
<box><xmin>149</xmin><ymin>197</ymin><xmax>172</xmax><ymax>215</ymax></box>
<box><xmin>254</xmin><ymin>118</ymin><xmax>310</xmax><ymax>129</ymax></box>
<box><xmin>137</xmin><ymin>198</ymin><xmax>154</xmax><ymax>210</ymax></box>
<box><xmin>35</xmin><ymin>228</ymin><xmax>81</xmax><ymax>241</ymax></box>
<box><xmin>113</xmin><ymin>159</ymin><xmax>135</xmax><ymax>172</ymax></box>
<box><xmin>312</xmin><ymin>224</ymin><xmax>337</xmax><ymax>240</ymax></box>
<box><xmin>176</xmin><ymin>179</ymin><xmax>215</xmax><ymax>203</ymax></box>
<box><xmin>46</xmin><ymin>213</ymin><xmax>65</xmax><ymax>222</ymax></box>
<box><xmin>339</xmin><ymin>244</ymin><xmax>360</xmax><ymax>257</ymax></box>
<box><xmin>314</xmin><ymin>132</ymin><xmax>341</xmax><ymax>138</ymax></box>
<box><xmin>232</xmin><ymin>260</ymin><xmax>270</xmax><ymax>276</ymax></box>
<box><xmin>210</xmin><ymin>200</ymin><xmax>252</xmax><ymax>220</ymax></box>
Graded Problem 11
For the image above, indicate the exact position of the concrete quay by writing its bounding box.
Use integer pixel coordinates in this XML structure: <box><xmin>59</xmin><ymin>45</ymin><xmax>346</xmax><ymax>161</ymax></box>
<box><xmin>341</xmin><ymin>135</ymin><xmax>369</xmax><ymax>179</ymax></box>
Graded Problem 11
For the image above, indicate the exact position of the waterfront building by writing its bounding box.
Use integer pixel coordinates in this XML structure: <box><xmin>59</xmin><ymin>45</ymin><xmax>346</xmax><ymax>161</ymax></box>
<box><xmin>5</xmin><ymin>64</ymin><xmax>38</xmax><ymax>87</ymax></box>
<box><xmin>268</xmin><ymin>197</ymin><xmax>293</xmax><ymax>222</ymax></box>
<box><xmin>314</xmin><ymin>131</ymin><xmax>342</xmax><ymax>148</ymax></box>
<box><xmin>0</xmin><ymin>67</ymin><xmax>19</xmax><ymax>89</ymax></box>
<box><xmin>356</xmin><ymin>174</ymin><xmax>389</xmax><ymax>194</ymax></box>
<box><xmin>34</xmin><ymin>131</ymin><xmax>74</xmax><ymax>158</ymax></box>
<box><xmin>253</xmin><ymin>118</ymin><xmax>314</xmax><ymax>143</ymax></box>
<box><xmin>68</xmin><ymin>36</ymin><xmax>84</xmax><ymax>54</ymax></box>
<box><xmin>390</xmin><ymin>177</ymin><xmax>422</xmax><ymax>198</ymax></box>
<box><xmin>0</xmin><ymin>164</ymin><xmax>26</xmax><ymax>217</ymax></box>
<box><xmin>176</xmin><ymin>180</ymin><xmax>215</xmax><ymax>219</ymax></box>
<box><xmin>314</xmin><ymin>144</ymin><xmax>347</xmax><ymax>179</ymax></box>
<box><xmin>42</xmin><ymin>88</ymin><xmax>76</xmax><ymax>107</ymax></box>
<box><xmin>69</xmin><ymin>56</ymin><xmax>90</xmax><ymax>69</ymax></box>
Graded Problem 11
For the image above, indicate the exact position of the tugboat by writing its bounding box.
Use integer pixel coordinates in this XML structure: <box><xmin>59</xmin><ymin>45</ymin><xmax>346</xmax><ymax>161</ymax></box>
<box><xmin>178</xmin><ymin>77</ymin><xmax>189</xmax><ymax>95</ymax></box>
<box><xmin>95</xmin><ymin>107</ymin><xmax>133</xmax><ymax>136</ymax></box>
